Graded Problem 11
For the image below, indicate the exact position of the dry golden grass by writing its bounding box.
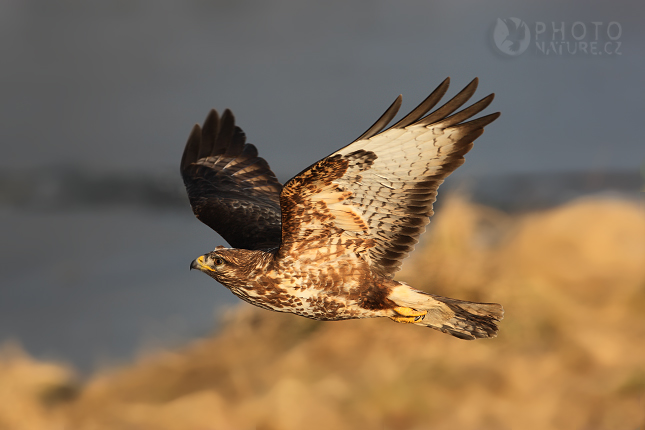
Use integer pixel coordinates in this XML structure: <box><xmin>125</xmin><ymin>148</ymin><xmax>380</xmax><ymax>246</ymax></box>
<box><xmin>2</xmin><ymin>196</ymin><xmax>644</xmax><ymax>429</ymax></box>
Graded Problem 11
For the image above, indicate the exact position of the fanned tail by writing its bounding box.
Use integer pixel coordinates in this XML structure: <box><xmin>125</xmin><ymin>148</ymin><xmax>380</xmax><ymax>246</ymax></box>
<box><xmin>425</xmin><ymin>295</ymin><xmax>504</xmax><ymax>339</ymax></box>
<box><xmin>387</xmin><ymin>284</ymin><xmax>504</xmax><ymax>340</ymax></box>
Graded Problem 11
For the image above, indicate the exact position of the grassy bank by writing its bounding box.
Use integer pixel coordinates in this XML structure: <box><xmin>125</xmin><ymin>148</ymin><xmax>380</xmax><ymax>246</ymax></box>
<box><xmin>2</xmin><ymin>196</ymin><xmax>644</xmax><ymax>429</ymax></box>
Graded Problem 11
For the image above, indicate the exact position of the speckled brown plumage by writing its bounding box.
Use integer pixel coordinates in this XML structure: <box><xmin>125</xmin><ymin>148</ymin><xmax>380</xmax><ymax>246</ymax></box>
<box><xmin>182</xmin><ymin>78</ymin><xmax>504</xmax><ymax>340</ymax></box>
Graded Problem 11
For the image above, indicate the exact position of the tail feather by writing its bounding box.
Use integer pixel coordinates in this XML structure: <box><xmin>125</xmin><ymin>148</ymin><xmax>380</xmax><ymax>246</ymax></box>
<box><xmin>388</xmin><ymin>284</ymin><xmax>504</xmax><ymax>340</ymax></box>
<box><xmin>429</xmin><ymin>295</ymin><xmax>504</xmax><ymax>339</ymax></box>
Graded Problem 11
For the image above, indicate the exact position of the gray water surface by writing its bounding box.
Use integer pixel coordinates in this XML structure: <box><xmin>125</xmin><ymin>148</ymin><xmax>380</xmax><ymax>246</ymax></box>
<box><xmin>0</xmin><ymin>207</ymin><xmax>238</xmax><ymax>372</ymax></box>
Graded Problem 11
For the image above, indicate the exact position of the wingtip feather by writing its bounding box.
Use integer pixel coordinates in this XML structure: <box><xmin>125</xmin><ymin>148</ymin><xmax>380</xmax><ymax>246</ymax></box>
<box><xmin>180</xmin><ymin>123</ymin><xmax>202</xmax><ymax>172</ymax></box>
<box><xmin>389</xmin><ymin>78</ymin><xmax>451</xmax><ymax>130</ymax></box>
<box><xmin>353</xmin><ymin>94</ymin><xmax>403</xmax><ymax>141</ymax></box>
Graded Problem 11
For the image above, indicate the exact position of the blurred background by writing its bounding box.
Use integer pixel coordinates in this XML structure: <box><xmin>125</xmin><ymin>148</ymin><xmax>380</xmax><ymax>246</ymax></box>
<box><xmin>0</xmin><ymin>0</ymin><xmax>643</xmax><ymax>429</ymax></box>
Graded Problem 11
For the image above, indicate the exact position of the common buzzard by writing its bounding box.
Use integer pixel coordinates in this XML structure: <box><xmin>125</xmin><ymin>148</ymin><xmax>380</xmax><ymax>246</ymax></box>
<box><xmin>182</xmin><ymin>78</ymin><xmax>503</xmax><ymax>339</ymax></box>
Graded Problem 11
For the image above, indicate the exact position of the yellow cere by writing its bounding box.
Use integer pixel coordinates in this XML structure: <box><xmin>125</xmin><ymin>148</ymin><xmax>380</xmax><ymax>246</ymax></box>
<box><xmin>198</xmin><ymin>255</ymin><xmax>216</xmax><ymax>272</ymax></box>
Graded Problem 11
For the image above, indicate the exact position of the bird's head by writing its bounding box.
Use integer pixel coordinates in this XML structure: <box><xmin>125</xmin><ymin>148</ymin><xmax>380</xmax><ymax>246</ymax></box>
<box><xmin>190</xmin><ymin>246</ymin><xmax>265</xmax><ymax>286</ymax></box>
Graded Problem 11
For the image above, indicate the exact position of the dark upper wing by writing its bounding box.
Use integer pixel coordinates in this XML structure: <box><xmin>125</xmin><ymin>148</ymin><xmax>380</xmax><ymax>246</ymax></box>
<box><xmin>180</xmin><ymin>109</ymin><xmax>283</xmax><ymax>250</ymax></box>
<box><xmin>278</xmin><ymin>78</ymin><xmax>500</xmax><ymax>277</ymax></box>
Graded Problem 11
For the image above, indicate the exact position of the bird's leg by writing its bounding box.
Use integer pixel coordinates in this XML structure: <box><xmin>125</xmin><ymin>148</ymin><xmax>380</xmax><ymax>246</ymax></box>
<box><xmin>389</xmin><ymin>306</ymin><xmax>427</xmax><ymax>323</ymax></box>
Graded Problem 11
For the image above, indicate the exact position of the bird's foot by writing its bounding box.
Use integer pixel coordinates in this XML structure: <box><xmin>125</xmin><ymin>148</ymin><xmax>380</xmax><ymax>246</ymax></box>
<box><xmin>389</xmin><ymin>307</ymin><xmax>427</xmax><ymax>323</ymax></box>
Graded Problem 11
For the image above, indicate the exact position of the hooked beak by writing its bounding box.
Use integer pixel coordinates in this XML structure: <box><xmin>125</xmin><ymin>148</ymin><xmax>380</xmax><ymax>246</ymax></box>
<box><xmin>190</xmin><ymin>255</ymin><xmax>213</xmax><ymax>272</ymax></box>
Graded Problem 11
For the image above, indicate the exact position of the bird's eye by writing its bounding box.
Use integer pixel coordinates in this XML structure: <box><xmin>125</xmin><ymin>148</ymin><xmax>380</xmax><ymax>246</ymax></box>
<box><xmin>214</xmin><ymin>258</ymin><xmax>224</xmax><ymax>266</ymax></box>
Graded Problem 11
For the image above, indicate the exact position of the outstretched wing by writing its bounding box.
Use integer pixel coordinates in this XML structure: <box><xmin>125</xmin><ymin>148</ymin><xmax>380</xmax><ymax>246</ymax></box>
<box><xmin>181</xmin><ymin>109</ymin><xmax>283</xmax><ymax>250</ymax></box>
<box><xmin>278</xmin><ymin>78</ymin><xmax>500</xmax><ymax>277</ymax></box>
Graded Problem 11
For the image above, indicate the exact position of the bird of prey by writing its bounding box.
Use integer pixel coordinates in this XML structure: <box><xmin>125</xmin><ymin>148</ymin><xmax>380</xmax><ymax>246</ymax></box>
<box><xmin>182</xmin><ymin>78</ymin><xmax>503</xmax><ymax>339</ymax></box>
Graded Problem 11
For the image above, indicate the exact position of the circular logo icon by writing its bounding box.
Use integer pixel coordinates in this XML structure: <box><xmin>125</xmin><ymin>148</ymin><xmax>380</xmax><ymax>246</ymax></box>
<box><xmin>493</xmin><ymin>17</ymin><xmax>530</xmax><ymax>56</ymax></box>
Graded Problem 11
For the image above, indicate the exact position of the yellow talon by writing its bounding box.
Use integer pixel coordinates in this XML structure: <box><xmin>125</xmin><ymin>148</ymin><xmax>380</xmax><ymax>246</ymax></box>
<box><xmin>390</xmin><ymin>315</ymin><xmax>417</xmax><ymax>324</ymax></box>
<box><xmin>392</xmin><ymin>306</ymin><xmax>427</xmax><ymax>317</ymax></box>
<box><xmin>389</xmin><ymin>307</ymin><xmax>427</xmax><ymax>323</ymax></box>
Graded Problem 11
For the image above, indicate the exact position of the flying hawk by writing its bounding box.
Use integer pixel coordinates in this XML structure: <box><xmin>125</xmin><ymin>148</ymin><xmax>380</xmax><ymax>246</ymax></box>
<box><xmin>182</xmin><ymin>78</ymin><xmax>503</xmax><ymax>339</ymax></box>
